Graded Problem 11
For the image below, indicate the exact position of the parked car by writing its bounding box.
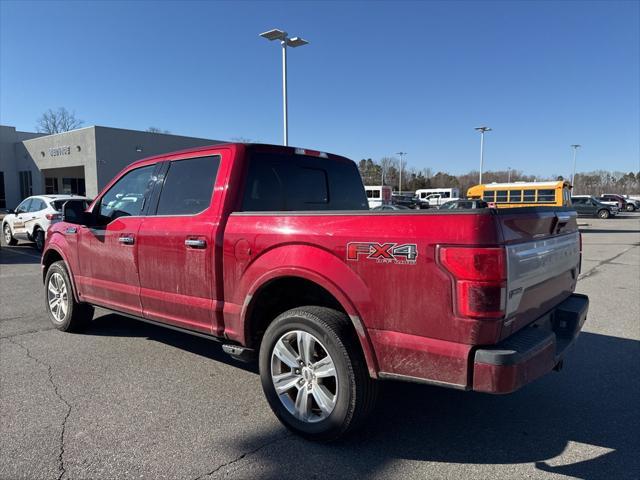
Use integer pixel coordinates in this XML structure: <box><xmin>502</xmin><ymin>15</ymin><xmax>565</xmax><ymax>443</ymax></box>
<box><xmin>439</xmin><ymin>199</ymin><xmax>489</xmax><ymax>210</ymax></box>
<box><xmin>624</xmin><ymin>196</ymin><xmax>640</xmax><ymax>210</ymax></box>
<box><xmin>415</xmin><ymin>188</ymin><xmax>460</xmax><ymax>208</ymax></box>
<box><xmin>372</xmin><ymin>204</ymin><xmax>412</xmax><ymax>211</ymax></box>
<box><xmin>599</xmin><ymin>194</ymin><xmax>634</xmax><ymax>211</ymax></box>
<box><xmin>391</xmin><ymin>194</ymin><xmax>418</xmax><ymax>209</ymax></box>
<box><xmin>43</xmin><ymin>143</ymin><xmax>588</xmax><ymax>441</ymax></box>
<box><xmin>2</xmin><ymin>195</ymin><xmax>90</xmax><ymax>250</ymax></box>
<box><xmin>571</xmin><ymin>196</ymin><xmax>617</xmax><ymax>218</ymax></box>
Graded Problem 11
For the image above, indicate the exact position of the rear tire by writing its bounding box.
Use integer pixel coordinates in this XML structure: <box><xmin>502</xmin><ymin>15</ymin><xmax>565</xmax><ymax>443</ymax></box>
<box><xmin>259</xmin><ymin>306</ymin><xmax>377</xmax><ymax>441</ymax></box>
<box><xmin>45</xmin><ymin>261</ymin><xmax>94</xmax><ymax>332</ymax></box>
<box><xmin>34</xmin><ymin>229</ymin><xmax>45</xmax><ymax>252</ymax></box>
<box><xmin>597</xmin><ymin>209</ymin><xmax>610</xmax><ymax>219</ymax></box>
<box><xmin>3</xmin><ymin>223</ymin><xmax>17</xmax><ymax>246</ymax></box>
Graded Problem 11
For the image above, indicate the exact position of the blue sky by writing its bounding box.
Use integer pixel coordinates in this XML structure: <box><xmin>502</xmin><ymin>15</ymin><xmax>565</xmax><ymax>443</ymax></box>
<box><xmin>1</xmin><ymin>0</ymin><xmax>638</xmax><ymax>176</ymax></box>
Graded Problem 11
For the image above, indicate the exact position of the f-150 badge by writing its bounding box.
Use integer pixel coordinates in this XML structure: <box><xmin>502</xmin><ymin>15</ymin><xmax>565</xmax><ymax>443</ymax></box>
<box><xmin>347</xmin><ymin>242</ymin><xmax>418</xmax><ymax>265</ymax></box>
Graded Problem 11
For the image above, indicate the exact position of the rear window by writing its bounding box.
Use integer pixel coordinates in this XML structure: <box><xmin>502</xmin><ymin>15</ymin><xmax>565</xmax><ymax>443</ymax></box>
<box><xmin>241</xmin><ymin>152</ymin><xmax>368</xmax><ymax>211</ymax></box>
<box><xmin>52</xmin><ymin>199</ymin><xmax>90</xmax><ymax>212</ymax></box>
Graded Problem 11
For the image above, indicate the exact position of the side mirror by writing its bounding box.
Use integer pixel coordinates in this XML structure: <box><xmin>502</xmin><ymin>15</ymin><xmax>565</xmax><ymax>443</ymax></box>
<box><xmin>6</xmin><ymin>208</ymin><xmax>15</xmax><ymax>214</ymax></box>
<box><xmin>62</xmin><ymin>200</ymin><xmax>93</xmax><ymax>226</ymax></box>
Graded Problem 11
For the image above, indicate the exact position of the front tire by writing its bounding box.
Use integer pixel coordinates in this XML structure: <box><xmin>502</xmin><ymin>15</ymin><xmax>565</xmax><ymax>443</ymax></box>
<box><xmin>259</xmin><ymin>306</ymin><xmax>377</xmax><ymax>441</ymax></box>
<box><xmin>3</xmin><ymin>223</ymin><xmax>17</xmax><ymax>246</ymax></box>
<box><xmin>626</xmin><ymin>204</ymin><xmax>636</xmax><ymax>212</ymax></box>
<box><xmin>45</xmin><ymin>261</ymin><xmax>94</xmax><ymax>332</ymax></box>
<box><xmin>597</xmin><ymin>209</ymin><xmax>610</xmax><ymax>219</ymax></box>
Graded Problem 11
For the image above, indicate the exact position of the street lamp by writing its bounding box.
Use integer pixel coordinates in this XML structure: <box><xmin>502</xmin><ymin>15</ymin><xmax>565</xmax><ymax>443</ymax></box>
<box><xmin>475</xmin><ymin>126</ymin><xmax>492</xmax><ymax>184</ymax></box>
<box><xmin>507</xmin><ymin>167</ymin><xmax>512</xmax><ymax>183</ymax></box>
<box><xmin>570</xmin><ymin>144</ymin><xmax>581</xmax><ymax>189</ymax></box>
<box><xmin>260</xmin><ymin>28</ymin><xmax>309</xmax><ymax>146</ymax></box>
<box><xmin>396</xmin><ymin>152</ymin><xmax>407</xmax><ymax>193</ymax></box>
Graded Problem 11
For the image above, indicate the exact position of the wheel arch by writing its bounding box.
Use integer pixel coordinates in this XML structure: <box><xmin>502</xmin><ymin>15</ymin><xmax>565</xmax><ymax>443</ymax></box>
<box><xmin>238</xmin><ymin>247</ymin><xmax>379</xmax><ymax>377</ymax></box>
<box><xmin>42</xmin><ymin>247</ymin><xmax>81</xmax><ymax>303</ymax></box>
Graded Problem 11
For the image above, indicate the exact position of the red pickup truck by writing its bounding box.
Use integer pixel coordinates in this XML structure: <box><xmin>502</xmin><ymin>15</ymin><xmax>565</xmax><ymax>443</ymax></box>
<box><xmin>42</xmin><ymin>143</ymin><xmax>588</xmax><ymax>440</ymax></box>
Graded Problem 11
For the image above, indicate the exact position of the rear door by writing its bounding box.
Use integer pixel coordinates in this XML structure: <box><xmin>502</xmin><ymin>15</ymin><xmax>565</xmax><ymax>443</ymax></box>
<box><xmin>75</xmin><ymin>164</ymin><xmax>157</xmax><ymax>316</ymax></box>
<box><xmin>137</xmin><ymin>154</ymin><xmax>222</xmax><ymax>335</ymax></box>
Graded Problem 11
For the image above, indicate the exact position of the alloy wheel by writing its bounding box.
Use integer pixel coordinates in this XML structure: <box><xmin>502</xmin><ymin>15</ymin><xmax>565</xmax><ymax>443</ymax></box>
<box><xmin>47</xmin><ymin>272</ymin><xmax>68</xmax><ymax>323</ymax></box>
<box><xmin>270</xmin><ymin>330</ymin><xmax>338</xmax><ymax>423</ymax></box>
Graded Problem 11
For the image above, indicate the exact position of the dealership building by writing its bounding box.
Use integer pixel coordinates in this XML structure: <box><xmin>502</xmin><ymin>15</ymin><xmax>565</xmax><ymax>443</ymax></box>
<box><xmin>0</xmin><ymin>125</ymin><xmax>223</xmax><ymax>209</ymax></box>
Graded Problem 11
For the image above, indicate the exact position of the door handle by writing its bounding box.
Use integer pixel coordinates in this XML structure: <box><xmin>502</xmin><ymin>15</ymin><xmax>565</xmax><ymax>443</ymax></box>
<box><xmin>65</xmin><ymin>227</ymin><xmax>77</xmax><ymax>234</ymax></box>
<box><xmin>185</xmin><ymin>238</ymin><xmax>206</xmax><ymax>249</ymax></box>
<box><xmin>118</xmin><ymin>235</ymin><xmax>135</xmax><ymax>245</ymax></box>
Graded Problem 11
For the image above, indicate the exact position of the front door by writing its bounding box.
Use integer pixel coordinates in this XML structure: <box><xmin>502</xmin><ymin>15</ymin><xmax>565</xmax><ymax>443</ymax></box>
<box><xmin>75</xmin><ymin>164</ymin><xmax>157</xmax><ymax>316</ymax></box>
<box><xmin>10</xmin><ymin>198</ymin><xmax>32</xmax><ymax>237</ymax></box>
<box><xmin>137</xmin><ymin>154</ymin><xmax>222</xmax><ymax>335</ymax></box>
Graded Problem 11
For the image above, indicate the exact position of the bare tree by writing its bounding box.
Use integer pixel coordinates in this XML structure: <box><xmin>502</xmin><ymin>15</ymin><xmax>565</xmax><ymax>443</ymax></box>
<box><xmin>147</xmin><ymin>127</ymin><xmax>171</xmax><ymax>134</ymax></box>
<box><xmin>36</xmin><ymin>107</ymin><xmax>83</xmax><ymax>134</ymax></box>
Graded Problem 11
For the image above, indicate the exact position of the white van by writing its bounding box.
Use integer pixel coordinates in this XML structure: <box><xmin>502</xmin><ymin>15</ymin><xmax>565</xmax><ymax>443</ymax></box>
<box><xmin>415</xmin><ymin>188</ymin><xmax>460</xmax><ymax>208</ymax></box>
<box><xmin>364</xmin><ymin>185</ymin><xmax>392</xmax><ymax>209</ymax></box>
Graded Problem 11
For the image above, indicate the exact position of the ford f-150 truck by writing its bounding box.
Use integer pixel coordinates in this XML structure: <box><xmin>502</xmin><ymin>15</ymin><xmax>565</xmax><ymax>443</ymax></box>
<box><xmin>42</xmin><ymin>143</ymin><xmax>589</xmax><ymax>441</ymax></box>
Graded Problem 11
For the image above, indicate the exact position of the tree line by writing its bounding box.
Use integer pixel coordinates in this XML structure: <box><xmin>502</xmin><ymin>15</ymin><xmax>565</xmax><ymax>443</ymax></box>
<box><xmin>358</xmin><ymin>157</ymin><xmax>640</xmax><ymax>197</ymax></box>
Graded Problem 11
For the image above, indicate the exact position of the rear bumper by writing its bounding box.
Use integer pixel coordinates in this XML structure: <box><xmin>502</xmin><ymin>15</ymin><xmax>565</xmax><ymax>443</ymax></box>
<box><xmin>472</xmin><ymin>293</ymin><xmax>589</xmax><ymax>394</ymax></box>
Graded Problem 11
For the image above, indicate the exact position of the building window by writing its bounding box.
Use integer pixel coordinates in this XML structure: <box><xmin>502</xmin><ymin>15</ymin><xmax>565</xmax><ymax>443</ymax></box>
<box><xmin>45</xmin><ymin>178</ymin><xmax>59</xmax><ymax>194</ymax></box>
<box><xmin>0</xmin><ymin>171</ymin><xmax>5</xmax><ymax>208</ymax></box>
<box><xmin>62</xmin><ymin>178</ymin><xmax>86</xmax><ymax>196</ymax></box>
<box><xmin>19</xmin><ymin>171</ymin><xmax>33</xmax><ymax>199</ymax></box>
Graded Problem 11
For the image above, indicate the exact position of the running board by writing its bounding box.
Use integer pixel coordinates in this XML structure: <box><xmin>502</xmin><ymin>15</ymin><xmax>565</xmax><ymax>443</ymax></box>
<box><xmin>222</xmin><ymin>344</ymin><xmax>256</xmax><ymax>363</ymax></box>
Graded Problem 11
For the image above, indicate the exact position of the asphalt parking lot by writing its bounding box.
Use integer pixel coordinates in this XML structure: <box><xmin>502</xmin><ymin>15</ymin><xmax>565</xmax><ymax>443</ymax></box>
<box><xmin>1</xmin><ymin>214</ymin><xmax>639</xmax><ymax>480</ymax></box>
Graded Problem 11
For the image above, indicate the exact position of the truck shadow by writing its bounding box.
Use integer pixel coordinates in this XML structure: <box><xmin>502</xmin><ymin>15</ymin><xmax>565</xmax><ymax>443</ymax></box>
<box><xmin>85</xmin><ymin>313</ymin><xmax>258</xmax><ymax>374</ymax></box>
<box><xmin>211</xmin><ymin>331</ymin><xmax>639</xmax><ymax>480</ymax></box>
<box><xmin>82</xmin><ymin>314</ymin><xmax>638</xmax><ymax>479</ymax></box>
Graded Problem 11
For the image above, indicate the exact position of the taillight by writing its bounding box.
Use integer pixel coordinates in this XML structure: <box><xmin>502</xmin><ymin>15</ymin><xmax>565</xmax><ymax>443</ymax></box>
<box><xmin>438</xmin><ymin>246</ymin><xmax>507</xmax><ymax>319</ymax></box>
<box><xmin>45</xmin><ymin>213</ymin><xmax>61</xmax><ymax>221</ymax></box>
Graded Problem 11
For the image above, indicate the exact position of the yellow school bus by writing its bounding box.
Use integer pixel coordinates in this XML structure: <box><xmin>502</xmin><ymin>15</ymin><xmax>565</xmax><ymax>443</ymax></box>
<box><xmin>466</xmin><ymin>181</ymin><xmax>572</xmax><ymax>208</ymax></box>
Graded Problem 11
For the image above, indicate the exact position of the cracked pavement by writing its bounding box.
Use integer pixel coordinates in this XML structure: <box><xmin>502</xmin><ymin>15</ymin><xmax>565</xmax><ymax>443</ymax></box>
<box><xmin>1</xmin><ymin>215</ymin><xmax>639</xmax><ymax>479</ymax></box>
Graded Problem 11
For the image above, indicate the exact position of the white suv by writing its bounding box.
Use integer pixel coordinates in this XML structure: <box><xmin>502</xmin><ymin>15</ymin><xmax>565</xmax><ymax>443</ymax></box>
<box><xmin>2</xmin><ymin>195</ymin><xmax>90</xmax><ymax>251</ymax></box>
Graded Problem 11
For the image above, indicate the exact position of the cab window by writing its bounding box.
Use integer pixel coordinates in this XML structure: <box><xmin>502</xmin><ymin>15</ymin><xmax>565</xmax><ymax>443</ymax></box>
<box><xmin>16</xmin><ymin>198</ymin><xmax>32</xmax><ymax>213</ymax></box>
<box><xmin>155</xmin><ymin>156</ymin><xmax>220</xmax><ymax>216</ymax></box>
<box><xmin>523</xmin><ymin>190</ymin><xmax>536</xmax><ymax>202</ymax></box>
<box><xmin>30</xmin><ymin>199</ymin><xmax>46</xmax><ymax>212</ymax></box>
<box><xmin>538</xmin><ymin>189</ymin><xmax>556</xmax><ymax>202</ymax></box>
<box><xmin>98</xmin><ymin>165</ymin><xmax>156</xmax><ymax>221</ymax></box>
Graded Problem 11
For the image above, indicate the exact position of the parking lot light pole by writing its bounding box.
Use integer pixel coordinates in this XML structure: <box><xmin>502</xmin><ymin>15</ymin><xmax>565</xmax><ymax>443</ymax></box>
<box><xmin>475</xmin><ymin>126</ymin><xmax>492</xmax><ymax>185</ymax></box>
<box><xmin>571</xmin><ymin>144</ymin><xmax>581</xmax><ymax>189</ymax></box>
<box><xmin>260</xmin><ymin>28</ymin><xmax>309</xmax><ymax>146</ymax></box>
<box><xmin>508</xmin><ymin>167</ymin><xmax>512</xmax><ymax>182</ymax></box>
<box><xmin>396</xmin><ymin>152</ymin><xmax>407</xmax><ymax>193</ymax></box>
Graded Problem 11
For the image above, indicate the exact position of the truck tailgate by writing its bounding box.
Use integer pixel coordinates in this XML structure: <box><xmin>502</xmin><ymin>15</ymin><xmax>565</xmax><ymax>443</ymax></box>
<box><xmin>498</xmin><ymin>209</ymin><xmax>580</xmax><ymax>339</ymax></box>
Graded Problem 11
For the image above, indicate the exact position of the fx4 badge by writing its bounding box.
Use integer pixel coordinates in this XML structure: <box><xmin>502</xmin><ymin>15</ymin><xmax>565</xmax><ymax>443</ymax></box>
<box><xmin>347</xmin><ymin>242</ymin><xmax>418</xmax><ymax>265</ymax></box>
